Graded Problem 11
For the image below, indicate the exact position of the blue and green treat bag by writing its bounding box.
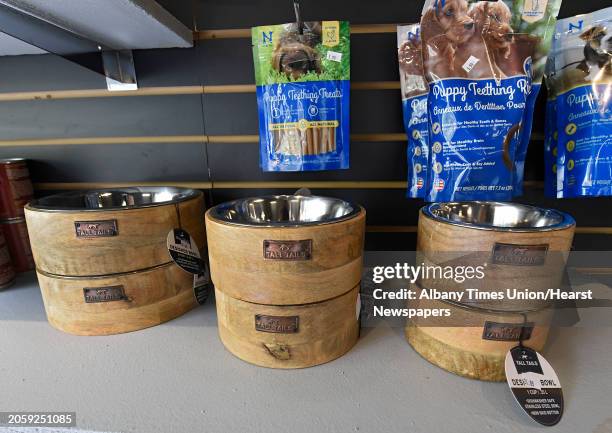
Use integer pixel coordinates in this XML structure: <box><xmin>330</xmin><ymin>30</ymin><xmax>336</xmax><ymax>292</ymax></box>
<box><xmin>252</xmin><ymin>21</ymin><xmax>350</xmax><ymax>171</ymax></box>
<box><xmin>398</xmin><ymin>24</ymin><xmax>430</xmax><ymax>199</ymax></box>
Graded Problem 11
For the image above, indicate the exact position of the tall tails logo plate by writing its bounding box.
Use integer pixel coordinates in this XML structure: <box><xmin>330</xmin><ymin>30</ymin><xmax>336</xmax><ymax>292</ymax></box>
<box><xmin>75</xmin><ymin>220</ymin><xmax>118</xmax><ymax>238</ymax></box>
<box><xmin>482</xmin><ymin>321</ymin><xmax>534</xmax><ymax>342</ymax></box>
<box><xmin>491</xmin><ymin>243</ymin><xmax>548</xmax><ymax>266</ymax></box>
<box><xmin>263</xmin><ymin>240</ymin><xmax>312</xmax><ymax>261</ymax></box>
<box><xmin>255</xmin><ymin>315</ymin><xmax>299</xmax><ymax>333</ymax></box>
<box><xmin>83</xmin><ymin>285</ymin><xmax>127</xmax><ymax>303</ymax></box>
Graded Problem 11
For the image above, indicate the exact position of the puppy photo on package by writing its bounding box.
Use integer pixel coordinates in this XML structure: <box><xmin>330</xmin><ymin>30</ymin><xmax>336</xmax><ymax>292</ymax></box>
<box><xmin>420</xmin><ymin>0</ymin><xmax>561</xmax><ymax>202</ymax></box>
<box><xmin>252</xmin><ymin>21</ymin><xmax>350</xmax><ymax>172</ymax></box>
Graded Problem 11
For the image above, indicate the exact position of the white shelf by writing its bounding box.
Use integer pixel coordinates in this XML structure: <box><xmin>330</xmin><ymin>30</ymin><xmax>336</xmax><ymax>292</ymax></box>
<box><xmin>1</xmin><ymin>273</ymin><xmax>611</xmax><ymax>433</ymax></box>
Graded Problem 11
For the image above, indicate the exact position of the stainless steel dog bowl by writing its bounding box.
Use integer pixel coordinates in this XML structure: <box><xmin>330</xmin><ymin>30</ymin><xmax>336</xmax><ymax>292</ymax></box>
<box><xmin>423</xmin><ymin>202</ymin><xmax>575</xmax><ymax>232</ymax></box>
<box><xmin>28</xmin><ymin>187</ymin><xmax>199</xmax><ymax>211</ymax></box>
<box><xmin>208</xmin><ymin>195</ymin><xmax>361</xmax><ymax>227</ymax></box>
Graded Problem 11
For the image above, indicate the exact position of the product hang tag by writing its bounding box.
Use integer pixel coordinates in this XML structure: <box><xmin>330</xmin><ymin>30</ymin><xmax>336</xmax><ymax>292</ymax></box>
<box><xmin>166</xmin><ymin>228</ymin><xmax>205</xmax><ymax>274</ymax></box>
<box><xmin>193</xmin><ymin>270</ymin><xmax>211</xmax><ymax>305</ymax></box>
<box><xmin>505</xmin><ymin>346</ymin><xmax>564</xmax><ymax>426</ymax></box>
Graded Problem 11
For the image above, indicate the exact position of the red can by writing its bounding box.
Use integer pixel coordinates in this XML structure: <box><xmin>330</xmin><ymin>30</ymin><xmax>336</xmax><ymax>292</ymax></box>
<box><xmin>0</xmin><ymin>230</ymin><xmax>16</xmax><ymax>289</ymax></box>
<box><xmin>0</xmin><ymin>158</ymin><xmax>34</xmax><ymax>219</ymax></box>
<box><xmin>0</xmin><ymin>217</ymin><xmax>35</xmax><ymax>273</ymax></box>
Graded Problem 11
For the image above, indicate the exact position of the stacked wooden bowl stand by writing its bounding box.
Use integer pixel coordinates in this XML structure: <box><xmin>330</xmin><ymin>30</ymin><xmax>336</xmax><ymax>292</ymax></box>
<box><xmin>408</xmin><ymin>202</ymin><xmax>576</xmax><ymax>381</ymax></box>
<box><xmin>206</xmin><ymin>195</ymin><xmax>365</xmax><ymax>368</ymax></box>
<box><xmin>25</xmin><ymin>187</ymin><xmax>206</xmax><ymax>336</ymax></box>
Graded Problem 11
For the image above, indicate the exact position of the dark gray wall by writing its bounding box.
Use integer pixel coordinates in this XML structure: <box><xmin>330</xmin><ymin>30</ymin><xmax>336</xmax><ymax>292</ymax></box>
<box><xmin>0</xmin><ymin>0</ymin><xmax>610</xmax><ymax>250</ymax></box>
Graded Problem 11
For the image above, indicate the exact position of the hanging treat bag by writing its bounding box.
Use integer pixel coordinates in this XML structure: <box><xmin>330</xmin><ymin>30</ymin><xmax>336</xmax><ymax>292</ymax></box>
<box><xmin>512</xmin><ymin>0</ymin><xmax>563</xmax><ymax>196</ymax></box>
<box><xmin>398</xmin><ymin>24</ymin><xmax>430</xmax><ymax>198</ymax></box>
<box><xmin>419</xmin><ymin>0</ymin><xmax>559</xmax><ymax>202</ymax></box>
<box><xmin>543</xmin><ymin>55</ymin><xmax>559</xmax><ymax>198</ymax></box>
<box><xmin>252</xmin><ymin>21</ymin><xmax>350</xmax><ymax>172</ymax></box>
<box><xmin>553</xmin><ymin>8</ymin><xmax>612</xmax><ymax>198</ymax></box>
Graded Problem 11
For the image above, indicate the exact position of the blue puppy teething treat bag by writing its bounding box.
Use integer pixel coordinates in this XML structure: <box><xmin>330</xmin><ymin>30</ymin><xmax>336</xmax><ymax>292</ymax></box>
<box><xmin>552</xmin><ymin>8</ymin><xmax>612</xmax><ymax>198</ymax></box>
<box><xmin>398</xmin><ymin>24</ymin><xmax>429</xmax><ymax>198</ymax></box>
<box><xmin>252</xmin><ymin>21</ymin><xmax>350</xmax><ymax>172</ymax></box>
<box><xmin>419</xmin><ymin>0</ymin><xmax>560</xmax><ymax>202</ymax></box>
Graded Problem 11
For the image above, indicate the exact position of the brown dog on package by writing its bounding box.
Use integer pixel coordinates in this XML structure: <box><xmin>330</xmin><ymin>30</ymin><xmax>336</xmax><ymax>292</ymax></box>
<box><xmin>454</xmin><ymin>0</ymin><xmax>514</xmax><ymax>79</ymax></box>
<box><xmin>421</xmin><ymin>0</ymin><xmax>475</xmax><ymax>80</ymax></box>
<box><xmin>271</xmin><ymin>23</ymin><xmax>322</xmax><ymax>80</ymax></box>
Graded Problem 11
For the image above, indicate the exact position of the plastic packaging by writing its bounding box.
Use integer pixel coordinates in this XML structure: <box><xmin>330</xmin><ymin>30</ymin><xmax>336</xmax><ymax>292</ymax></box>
<box><xmin>419</xmin><ymin>0</ymin><xmax>561</xmax><ymax>202</ymax></box>
<box><xmin>543</xmin><ymin>55</ymin><xmax>559</xmax><ymax>198</ymax></box>
<box><xmin>398</xmin><ymin>24</ymin><xmax>429</xmax><ymax>198</ymax></box>
<box><xmin>252</xmin><ymin>21</ymin><xmax>350</xmax><ymax>171</ymax></box>
<box><xmin>512</xmin><ymin>0</ymin><xmax>563</xmax><ymax>196</ymax></box>
<box><xmin>552</xmin><ymin>8</ymin><xmax>612</xmax><ymax>198</ymax></box>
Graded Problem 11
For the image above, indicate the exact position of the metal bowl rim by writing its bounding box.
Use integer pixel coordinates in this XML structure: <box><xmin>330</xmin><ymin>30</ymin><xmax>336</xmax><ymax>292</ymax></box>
<box><xmin>26</xmin><ymin>187</ymin><xmax>202</xmax><ymax>212</ymax></box>
<box><xmin>422</xmin><ymin>201</ymin><xmax>576</xmax><ymax>232</ymax></box>
<box><xmin>0</xmin><ymin>158</ymin><xmax>27</xmax><ymax>164</ymax></box>
<box><xmin>207</xmin><ymin>195</ymin><xmax>363</xmax><ymax>227</ymax></box>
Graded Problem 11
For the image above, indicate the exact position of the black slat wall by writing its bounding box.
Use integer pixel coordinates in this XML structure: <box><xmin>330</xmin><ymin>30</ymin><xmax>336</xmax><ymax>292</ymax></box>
<box><xmin>0</xmin><ymin>0</ymin><xmax>610</xmax><ymax>251</ymax></box>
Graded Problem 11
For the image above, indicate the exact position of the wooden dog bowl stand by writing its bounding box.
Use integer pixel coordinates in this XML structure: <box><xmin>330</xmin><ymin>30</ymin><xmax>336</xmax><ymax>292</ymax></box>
<box><xmin>206</xmin><ymin>195</ymin><xmax>365</xmax><ymax>368</ymax></box>
<box><xmin>25</xmin><ymin>187</ymin><xmax>206</xmax><ymax>336</ymax></box>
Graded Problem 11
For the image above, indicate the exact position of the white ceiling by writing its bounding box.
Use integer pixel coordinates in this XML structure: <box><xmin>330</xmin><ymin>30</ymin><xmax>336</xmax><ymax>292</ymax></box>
<box><xmin>0</xmin><ymin>0</ymin><xmax>192</xmax><ymax>56</ymax></box>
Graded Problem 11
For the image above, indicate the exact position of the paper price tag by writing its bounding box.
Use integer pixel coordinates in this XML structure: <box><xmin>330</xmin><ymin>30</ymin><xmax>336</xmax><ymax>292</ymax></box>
<box><xmin>326</xmin><ymin>51</ymin><xmax>343</xmax><ymax>62</ymax></box>
<box><xmin>462</xmin><ymin>56</ymin><xmax>480</xmax><ymax>73</ymax></box>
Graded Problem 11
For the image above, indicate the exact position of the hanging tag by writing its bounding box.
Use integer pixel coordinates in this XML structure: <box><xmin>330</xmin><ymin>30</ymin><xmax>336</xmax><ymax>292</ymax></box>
<box><xmin>166</xmin><ymin>228</ymin><xmax>205</xmax><ymax>274</ymax></box>
<box><xmin>505</xmin><ymin>346</ymin><xmax>564</xmax><ymax>426</ymax></box>
<box><xmin>193</xmin><ymin>270</ymin><xmax>211</xmax><ymax>305</ymax></box>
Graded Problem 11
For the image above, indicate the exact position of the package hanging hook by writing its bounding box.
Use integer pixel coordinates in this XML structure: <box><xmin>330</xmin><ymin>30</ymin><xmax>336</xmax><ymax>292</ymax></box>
<box><xmin>252</xmin><ymin>10</ymin><xmax>351</xmax><ymax>172</ymax></box>
<box><xmin>293</xmin><ymin>0</ymin><xmax>303</xmax><ymax>34</ymax></box>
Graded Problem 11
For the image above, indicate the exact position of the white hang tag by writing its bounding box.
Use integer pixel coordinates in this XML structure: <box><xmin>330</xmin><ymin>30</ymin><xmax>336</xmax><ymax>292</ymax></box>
<box><xmin>505</xmin><ymin>346</ymin><xmax>564</xmax><ymax>427</ymax></box>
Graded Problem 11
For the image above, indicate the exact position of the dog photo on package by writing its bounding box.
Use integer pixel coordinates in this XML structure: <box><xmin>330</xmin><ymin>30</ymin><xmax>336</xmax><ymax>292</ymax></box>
<box><xmin>420</xmin><ymin>0</ymin><xmax>561</xmax><ymax>202</ymax></box>
<box><xmin>252</xmin><ymin>21</ymin><xmax>350</xmax><ymax>171</ymax></box>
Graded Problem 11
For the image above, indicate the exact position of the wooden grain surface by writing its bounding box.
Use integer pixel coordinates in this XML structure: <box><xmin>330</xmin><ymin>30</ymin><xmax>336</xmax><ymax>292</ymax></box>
<box><xmin>206</xmin><ymin>209</ymin><xmax>365</xmax><ymax>305</ymax></box>
<box><xmin>25</xmin><ymin>193</ymin><xmax>205</xmax><ymax>276</ymax></box>
<box><xmin>37</xmin><ymin>263</ymin><xmax>199</xmax><ymax>336</ymax></box>
<box><xmin>416</xmin><ymin>209</ymin><xmax>576</xmax><ymax>311</ymax></box>
<box><xmin>215</xmin><ymin>286</ymin><xmax>360</xmax><ymax>369</ymax></box>
<box><xmin>417</xmin><ymin>208</ymin><xmax>576</xmax><ymax>255</ymax></box>
<box><xmin>407</xmin><ymin>298</ymin><xmax>552</xmax><ymax>381</ymax></box>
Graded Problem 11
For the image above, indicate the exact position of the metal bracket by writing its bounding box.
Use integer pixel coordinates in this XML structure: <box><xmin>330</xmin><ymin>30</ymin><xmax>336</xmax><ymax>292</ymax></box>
<box><xmin>0</xmin><ymin>2</ymin><xmax>138</xmax><ymax>90</ymax></box>
<box><xmin>102</xmin><ymin>50</ymin><xmax>138</xmax><ymax>91</ymax></box>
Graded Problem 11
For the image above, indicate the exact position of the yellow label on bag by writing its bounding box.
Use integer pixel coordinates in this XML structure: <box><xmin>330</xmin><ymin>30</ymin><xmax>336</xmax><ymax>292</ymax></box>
<box><xmin>270</xmin><ymin>120</ymin><xmax>339</xmax><ymax>131</ymax></box>
<box><xmin>322</xmin><ymin>21</ymin><xmax>340</xmax><ymax>47</ymax></box>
